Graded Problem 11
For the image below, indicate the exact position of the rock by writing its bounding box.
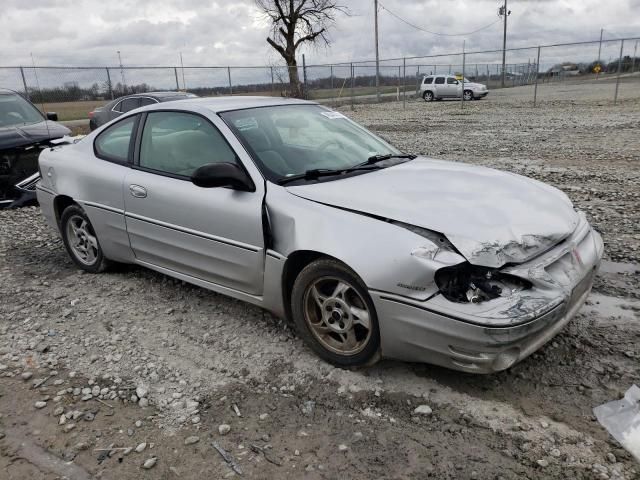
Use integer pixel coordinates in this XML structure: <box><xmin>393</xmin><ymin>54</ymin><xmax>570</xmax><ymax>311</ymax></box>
<box><xmin>218</xmin><ymin>424</ymin><xmax>231</xmax><ymax>435</ymax></box>
<box><xmin>184</xmin><ymin>436</ymin><xmax>199</xmax><ymax>445</ymax></box>
<box><xmin>550</xmin><ymin>448</ymin><xmax>561</xmax><ymax>457</ymax></box>
<box><xmin>135</xmin><ymin>442</ymin><xmax>147</xmax><ymax>453</ymax></box>
<box><xmin>191</xmin><ymin>416</ymin><xmax>200</xmax><ymax>424</ymax></box>
<box><xmin>53</xmin><ymin>406</ymin><xmax>64</xmax><ymax>416</ymax></box>
<box><xmin>138</xmin><ymin>398</ymin><xmax>149</xmax><ymax>408</ymax></box>
<box><xmin>294</xmin><ymin>449</ymin><xmax>300</xmax><ymax>456</ymax></box>
<box><xmin>135</xmin><ymin>420</ymin><xmax>142</xmax><ymax>427</ymax></box>
<box><xmin>136</xmin><ymin>385</ymin><xmax>148</xmax><ymax>399</ymax></box>
<box><xmin>91</xmin><ymin>386</ymin><xmax>100</xmax><ymax>396</ymax></box>
<box><xmin>34</xmin><ymin>401</ymin><xmax>47</xmax><ymax>409</ymax></box>
<box><xmin>83</xmin><ymin>412</ymin><xmax>95</xmax><ymax>422</ymax></box>
<box><xmin>59</xmin><ymin>414</ymin><xmax>66</xmax><ymax>425</ymax></box>
<box><xmin>142</xmin><ymin>457</ymin><xmax>157</xmax><ymax>469</ymax></box>
<box><xmin>338</xmin><ymin>444</ymin><xmax>348</xmax><ymax>452</ymax></box>
<box><xmin>21</xmin><ymin>372</ymin><xmax>33</xmax><ymax>381</ymax></box>
<box><xmin>259</xmin><ymin>413</ymin><xmax>269</xmax><ymax>420</ymax></box>
<box><xmin>537</xmin><ymin>459</ymin><xmax>549</xmax><ymax>468</ymax></box>
<box><xmin>606</xmin><ymin>452</ymin><xmax>616</xmax><ymax>463</ymax></box>
<box><xmin>413</xmin><ymin>405</ymin><xmax>433</xmax><ymax>415</ymax></box>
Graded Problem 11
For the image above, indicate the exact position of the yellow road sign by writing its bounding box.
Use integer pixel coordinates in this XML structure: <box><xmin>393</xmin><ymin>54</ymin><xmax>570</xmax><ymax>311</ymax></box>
<box><xmin>593</xmin><ymin>64</ymin><xmax>602</xmax><ymax>73</ymax></box>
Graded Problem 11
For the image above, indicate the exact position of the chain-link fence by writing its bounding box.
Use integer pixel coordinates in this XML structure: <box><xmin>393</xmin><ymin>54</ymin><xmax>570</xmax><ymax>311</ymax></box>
<box><xmin>1</xmin><ymin>36</ymin><xmax>638</xmax><ymax>121</ymax></box>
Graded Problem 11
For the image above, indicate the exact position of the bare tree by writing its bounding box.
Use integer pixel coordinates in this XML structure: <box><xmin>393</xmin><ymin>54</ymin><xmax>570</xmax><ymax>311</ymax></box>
<box><xmin>256</xmin><ymin>0</ymin><xmax>347</xmax><ymax>98</ymax></box>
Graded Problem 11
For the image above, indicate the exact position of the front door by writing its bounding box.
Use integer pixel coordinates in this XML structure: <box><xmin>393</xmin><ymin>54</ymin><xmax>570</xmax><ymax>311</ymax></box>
<box><xmin>444</xmin><ymin>77</ymin><xmax>460</xmax><ymax>97</ymax></box>
<box><xmin>123</xmin><ymin>110</ymin><xmax>265</xmax><ymax>296</ymax></box>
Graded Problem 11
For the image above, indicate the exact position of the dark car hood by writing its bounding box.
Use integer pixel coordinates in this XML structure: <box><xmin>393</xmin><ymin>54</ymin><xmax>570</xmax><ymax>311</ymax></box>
<box><xmin>0</xmin><ymin>121</ymin><xmax>70</xmax><ymax>149</ymax></box>
<box><xmin>287</xmin><ymin>157</ymin><xmax>579</xmax><ymax>268</ymax></box>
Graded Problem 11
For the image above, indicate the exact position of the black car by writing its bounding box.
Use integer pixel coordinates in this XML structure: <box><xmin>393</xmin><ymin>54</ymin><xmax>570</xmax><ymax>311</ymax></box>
<box><xmin>89</xmin><ymin>91</ymin><xmax>197</xmax><ymax>130</ymax></box>
<box><xmin>0</xmin><ymin>89</ymin><xmax>70</xmax><ymax>208</ymax></box>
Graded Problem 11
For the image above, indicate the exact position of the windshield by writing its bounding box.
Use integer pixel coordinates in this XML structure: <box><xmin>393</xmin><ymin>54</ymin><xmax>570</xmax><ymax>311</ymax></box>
<box><xmin>0</xmin><ymin>92</ymin><xmax>45</xmax><ymax>127</ymax></box>
<box><xmin>220</xmin><ymin>105</ymin><xmax>400</xmax><ymax>183</ymax></box>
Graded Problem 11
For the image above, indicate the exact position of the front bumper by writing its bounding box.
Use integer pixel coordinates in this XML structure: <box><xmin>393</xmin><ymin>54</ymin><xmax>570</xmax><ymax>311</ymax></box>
<box><xmin>373</xmin><ymin>215</ymin><xmax>604</xmax><ymax>373</ymax></box>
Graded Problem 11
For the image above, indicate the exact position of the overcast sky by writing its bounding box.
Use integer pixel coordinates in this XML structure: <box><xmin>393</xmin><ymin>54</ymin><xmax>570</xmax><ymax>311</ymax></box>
<box><xmin>1</xmin><ymin>0</ymin><xmax>639</xmax><ymax>68</ymax></box>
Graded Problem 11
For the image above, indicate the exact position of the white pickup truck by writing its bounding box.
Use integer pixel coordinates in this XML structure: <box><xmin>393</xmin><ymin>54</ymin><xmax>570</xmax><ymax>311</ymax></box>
<box><xmin>419</xmin><ymin>74</ymin><xmax>489</xmax><ymax>102</ymax></box>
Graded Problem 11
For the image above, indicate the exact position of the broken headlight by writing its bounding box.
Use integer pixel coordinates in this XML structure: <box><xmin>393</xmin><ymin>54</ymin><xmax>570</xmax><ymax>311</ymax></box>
<box><xmin>434</xmin><ymin>263</ymin><xmax>531</xmax><ymax>303</ymax></box>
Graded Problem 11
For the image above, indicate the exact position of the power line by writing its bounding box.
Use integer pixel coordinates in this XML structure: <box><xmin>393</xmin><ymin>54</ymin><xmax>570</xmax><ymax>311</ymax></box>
<box><xmin>378</xmin><ymin>2</ymin><xmax>501</xmax><ymax>37</ymax></box>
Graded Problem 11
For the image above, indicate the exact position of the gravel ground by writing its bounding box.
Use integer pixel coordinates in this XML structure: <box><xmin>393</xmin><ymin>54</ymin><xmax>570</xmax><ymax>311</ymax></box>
<box><xmin>1</xmin><ymin>81</ymin><xmax>639</xmax><ymax>479</ymax></box>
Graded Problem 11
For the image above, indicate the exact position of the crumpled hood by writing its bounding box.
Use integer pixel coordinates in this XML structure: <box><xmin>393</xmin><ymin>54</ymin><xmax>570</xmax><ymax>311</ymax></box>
<box><xmin>0</xmin><ymin>121</ymin><xmax>70</xmax><ymax>150</ymax></box>
<box><xmin>287</xmin><ymin>157</ymin><xmax>579</xmax><ymax>268</ymax></box>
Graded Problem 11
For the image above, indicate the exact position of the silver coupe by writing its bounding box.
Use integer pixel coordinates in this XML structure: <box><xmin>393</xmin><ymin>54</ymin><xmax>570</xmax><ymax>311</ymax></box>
<box><xmin>36</xmin><ymin>97</ymin><xmax>603</xmax><ymax>373</ymax></box>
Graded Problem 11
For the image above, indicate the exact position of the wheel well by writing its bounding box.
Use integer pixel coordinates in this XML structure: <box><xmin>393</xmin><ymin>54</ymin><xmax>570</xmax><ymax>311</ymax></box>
<box><xmin>53</xmin><ymin>195</ymin><xmax>76</xmax><ymax>226</ymax></box>
<box><xmin>281</xmin><ymin>250</ymin><xmax>326</xmax><ymax>323</ymax></box>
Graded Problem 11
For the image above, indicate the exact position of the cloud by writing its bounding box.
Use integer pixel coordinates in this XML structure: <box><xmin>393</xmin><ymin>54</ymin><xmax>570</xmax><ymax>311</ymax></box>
<box><xmin>0</xmin><ymin>0</ymin><xmax>637</xmax><ymax>70</ymax></box>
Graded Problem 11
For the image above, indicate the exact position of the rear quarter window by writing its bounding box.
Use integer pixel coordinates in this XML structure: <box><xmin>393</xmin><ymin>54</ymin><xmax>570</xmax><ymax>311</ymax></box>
<box><xmin>94</xmin><ymin>115</ymin><xmax>137</xmax><ymax>163</ymax></box>
<box><xmin>423</xmin><ymin>77</ymin><xmax>433</xmax><ymax>84</ymax></box>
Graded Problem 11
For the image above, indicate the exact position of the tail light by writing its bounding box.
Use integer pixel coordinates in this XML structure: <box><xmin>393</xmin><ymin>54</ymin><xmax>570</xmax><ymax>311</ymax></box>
<box><xmin>88</xmin><ymin>111</ymin><xmax>94</xmax><ymax>119</ymax></box>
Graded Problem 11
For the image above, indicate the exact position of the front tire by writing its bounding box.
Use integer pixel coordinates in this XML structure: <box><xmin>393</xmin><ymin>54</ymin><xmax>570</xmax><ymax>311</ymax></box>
<box><xmin>60</xmin><ymin>205</ymin><xmax>110</xmax><ymax>273</ymax></box>
<box><xmin>291</xmin><ymin>259</ymin><xmax>381</xmax><ymax>367</ymax></box>
<box><xmin>463</xmin><ymin>90</ymin><xmax>474</xmax><ymax>101</ymax></box>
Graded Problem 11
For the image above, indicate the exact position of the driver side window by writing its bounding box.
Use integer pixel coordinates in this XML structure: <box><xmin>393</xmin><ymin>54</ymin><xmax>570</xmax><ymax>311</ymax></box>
<box><xmin>139</xmin><ymin>111</ymin><xmax>237</xmax><ymax>177</ymax></box>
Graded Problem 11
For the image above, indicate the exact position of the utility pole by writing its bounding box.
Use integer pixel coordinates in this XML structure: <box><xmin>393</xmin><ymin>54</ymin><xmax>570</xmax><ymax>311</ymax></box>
<box><xmin>499</xmin><ymin>0</ymin><xmax>510</xmax><ymax>88</ymax></box>
<box><xmin>631</xmin><ymin>40</ymin><xmax>638</xmax><ymax>74</ymax></box>
<box><xmin>374</xmin><ymin>0</ymin><xmax>380</xmax><ymax>102</ymax></box>
<box><xmin>180</xmin><ymin>52</ymin><xmax>187</xmax><ymax>91</ymax></box>
<box><xmin>596</xmin><ymin>28</ymin><xmax>603</xmax><ymax>79</ymax></box>
<box><xmin>117</xmin><ymin>50</ymin><xmax>126</xmax><ymax>93</ymax></box>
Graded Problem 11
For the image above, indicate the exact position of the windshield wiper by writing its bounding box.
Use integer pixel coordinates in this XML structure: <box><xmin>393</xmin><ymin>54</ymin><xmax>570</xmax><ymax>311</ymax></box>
<box><xmin>358</xmin><ymin>153</ymin><xmax>417</xmax><ymax>167</ymax></box>
<box><xmin>277</xmin><ymin>165</ymin><xmax>381</xmax><ymax>186</ymax></box>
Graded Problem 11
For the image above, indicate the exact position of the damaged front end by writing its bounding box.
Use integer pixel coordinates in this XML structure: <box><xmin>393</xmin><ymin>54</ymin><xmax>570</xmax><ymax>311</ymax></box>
<box><xmin>373</xmin><ymin>211</ymin><xmax>603</xmax><ymax>372</ymax></box>
<box><xmin>0</xmin><ymin>144</ymin><xmax>44</xmax><ymax>208</ymax></box>
<box><xmin>435</xmin><ymin>263</ymin><xmax>531</xmax><ymax>304</ymax></box>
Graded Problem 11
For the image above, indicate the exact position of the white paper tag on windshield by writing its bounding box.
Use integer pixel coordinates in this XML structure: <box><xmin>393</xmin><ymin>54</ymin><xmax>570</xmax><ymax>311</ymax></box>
<box><xmin>321</xmin><ymin>111</ymin><xmax>346</xmax><ymax>120</ymax></box>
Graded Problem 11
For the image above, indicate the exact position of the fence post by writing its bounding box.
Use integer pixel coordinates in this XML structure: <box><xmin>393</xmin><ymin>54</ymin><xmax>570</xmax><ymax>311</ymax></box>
<box><xmin>397</xmin><ymin>65</ymin><xmax>401</xmax><ymax>101</ymax></box>
<box><xmin>614</xmin><ymin>39</ymin><xmax>625</xmax><ymax>105</ymax></box>
<box><xmin>105</xmin><ymin>68</ymin><xmax>114</xmax><ymax>99</ymax></box>
<box><xmin>461</xmin><ymin>47</ymin><xmax>466</xmax><ymax>110</ymax></box>
<box><xmin>19</xmin><ymin>67</ymin><xmax>29</xmax><ymax>100</ymax></box>
<box><xmin>330</xmin><ymin>65</ymin><xmax>334</xmax><ymax>90</ymax></box>
<box><xmin>350</xmin><ymin>63</ymin><xmax>354</xmax><ymax>111</ymax></box>
<box><xmin>402</xmin><ymin>58</ymin><xmax>406</xmax><ymax>109</ymax></box>
<box><xmin>302</xmin><ymin>54</ymin><xmax>308</xmax><ymax>99</ymax></box>
<box><xmin>533</xmin><ymin>46</ymin><xmax>541</xmax><ymax>106</ymax></box>
<box><xmin>174</xmin><ymin>67</ymin><xmax>180</xmax><ymax>90</ymax></box>
<box><xmin>227</xmin><ymin>67</ymin><xmax>233</xmax><ymax>95</ymax></box>
<box><xmin>270</xmin><ymin>66</ymin><xmax>275</xmax><ymax>96</ymax></box>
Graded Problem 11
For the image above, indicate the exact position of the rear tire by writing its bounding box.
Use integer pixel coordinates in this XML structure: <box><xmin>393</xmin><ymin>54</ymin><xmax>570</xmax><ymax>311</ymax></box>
<box><xmin>60</xmin><ymin>205</ymin><xmax>110</xmax><ymax>273</ymax></box>
<box><xmin>291</xmin><ymin>258</ymin><xmax>381</xmax><ymax>367</ymax></box>
<box><xmin>422</xmin><ymin>90</ymin><xmax>434</xmax><ymax>102</ymax></box>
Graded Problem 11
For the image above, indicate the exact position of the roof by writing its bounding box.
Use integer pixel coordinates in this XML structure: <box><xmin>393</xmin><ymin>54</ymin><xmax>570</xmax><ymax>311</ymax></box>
<box><xmin>125</xmin><ymin>91</ymin><xmax>193</xmax><ymax>99</ymax></box>
<box><xmin>0</xmin><ymin>88</ymin><xmax>20</xmax><ymax>95</ymax></box>
<box><xmin>144</xmin><ymin>95</ymin><xmax>316</xmax><ymax>113</ymax></box>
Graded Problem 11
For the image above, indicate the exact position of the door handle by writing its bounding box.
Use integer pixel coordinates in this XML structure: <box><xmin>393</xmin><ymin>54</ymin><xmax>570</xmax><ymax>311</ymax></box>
<box><xmin>129</xmin><ymin>184</ymin><xmax>147</xmax><ymax>198</ymax></box>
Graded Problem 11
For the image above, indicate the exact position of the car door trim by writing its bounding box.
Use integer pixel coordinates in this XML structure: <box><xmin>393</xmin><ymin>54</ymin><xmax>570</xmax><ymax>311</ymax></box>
<box><xmin>83</xmin><ymin>200</ymin><xmax>124</xmax><ymax>215</ymax></box>
<box><xmin>135</xmin><ymin>258</ymin><xmax>264</xmax><ymax>306</ymax></box>
<box><xmin>125</xmin><ymin>211</ymin><xmax>261</xmax><ymax>253</ymax></box>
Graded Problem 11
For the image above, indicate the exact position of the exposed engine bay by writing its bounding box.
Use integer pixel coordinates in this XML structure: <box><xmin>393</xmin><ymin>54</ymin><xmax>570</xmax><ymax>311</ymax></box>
<box><xmin>435</xmin><ymin>262</ymin><xmax>531</xmax><ymax>303</ymax></box>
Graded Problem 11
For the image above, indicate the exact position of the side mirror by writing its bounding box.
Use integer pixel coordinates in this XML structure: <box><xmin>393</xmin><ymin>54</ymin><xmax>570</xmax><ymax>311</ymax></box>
<box><xmin>46</xmin><ymin>112</ymin><xmax>58</xmax><ymax>121</ymax></box>
<box><xmin>191</xmin><ymin>162</ymin><xmax>254</xmax><ymax>191</ymax></box>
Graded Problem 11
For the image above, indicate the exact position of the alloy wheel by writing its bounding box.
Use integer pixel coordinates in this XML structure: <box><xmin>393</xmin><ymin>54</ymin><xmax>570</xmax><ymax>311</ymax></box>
<box><xmin>66</xmin><ymin>214</ymin><xmax>99</xmax><ymax>265</ymax></box>
<box><xmin>303</xmin><ymin>277</ymin><xmax>372</xmax><ymax>356</ymax></box>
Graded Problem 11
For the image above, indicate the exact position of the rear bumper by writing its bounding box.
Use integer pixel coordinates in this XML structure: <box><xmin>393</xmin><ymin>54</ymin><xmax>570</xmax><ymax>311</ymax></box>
<box><xmin>374</xmin><ymin>220</ymin><xmax>603</xmax><ymax>373</ymax></box>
